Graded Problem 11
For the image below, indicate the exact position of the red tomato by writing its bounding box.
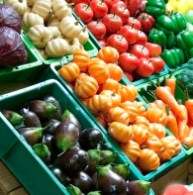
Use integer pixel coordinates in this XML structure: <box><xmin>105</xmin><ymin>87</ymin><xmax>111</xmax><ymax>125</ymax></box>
<box><xmin>98</xmin><ymin>40</ymin><xmax>107</xmax><ymax>47</ymax></box>
<box><xmin>127</xmin><ymin>17</ymin><xmax>141</xmax><ymax>30</ymax></box>
<box><xmin>74</xmin><ymin>4</ymin><xmax>93</xmax><ymax>23</ymax></box>
<box><xmin>70</xmin><ymin>0</ymin><xmax>90</xmax><ymax>4</ymax></box>
<box><xmin>185</xmin><ymin>192</ymin><xmax>193</xmax><ymax>195</ymax></box>
<box><xmin>136</xmin><ymin>58</ymin><xmax>154</xmax><ymax>77</ymax></box>
<box><xmin>118</xmin><ymin>53</ymin><xmax>139</xmax><ymax>72</ymax></box>
<box><xmin>110</xmin><ymin>5</ymin><xmax>130</xmax><ymax>24</ymax></box>
<box><xmin>145</xmin><ymin>42</ymin><xmax>162</xmax><ymax>57</ymax></box>
<box><xmin>119</xmin><ymin>25</ymin><xmax>139</xmax><ymax>44</ymax></box>
<box><xmin>123</xmin><ymin>0</ymin><xmax>139</xmax><ymax>16</ymax></box>
<box><xmin>124</xmin><ymin>71</ymin><xmax>133</xmax><ymax>81</ymax></box>
<box><xmin>104</xmin><ymin>0</ymin><xmax>122</xmax><ymax>9</ymax></box>
<box><xmin>90</xmin><ymin>0</ymin><xmax>108</xmax><ymax>18</ymax></box>
<box><xmin>137</xmin><ymin>13</ymin><xmax>155</xmax><ymax>34</ymax></box>
<box><xmin>107</xmin><ymin>34</ymin><xmax>128</xmax><ymax>53</ymax></box>
<box><xmin>131</xmin><ymin>44</ymin><xmax>150</xmax><ymax>58</ymax></box>
<box><xmin>103</xmin><ymin>14</ymin><xmax>123</xmax><ymax>33</ymax></box>
<box><xmin>136</xmin><ymin>31</ymin><xmax>147</xmax><ymax>45</ymax></box>
<box><xmin>87</xmin><ymin>21</ymin><xmax>106</xmax><ymax>39</ymax></box>
<box><xmin>149</xmin><ymin>58</ymin><xmax>165</xmax><ymax>74</ymax></box>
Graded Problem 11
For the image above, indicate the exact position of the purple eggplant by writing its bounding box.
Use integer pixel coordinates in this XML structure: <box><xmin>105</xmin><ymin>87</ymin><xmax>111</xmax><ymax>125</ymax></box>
<box><xmin>67</xmin><ymin>185</ymin><xmax>84</xmax><ymax>195</ymax></box>
<box><xmin>97</xmin><ymin>165</ymin><xmax>127</xmax><ymax>195</ymax></box>
<box><xmin>99</xmin><ymin>150</ymin><xmax>116</xmax><ymax>165</ymax></box>
<box><xmin>44</xmin><ymin>119</ymin><xmax>60</xmax><ymax>135</ymax></box>
<box><xmin>42</xmin><ymin>134</ymin><xmax>59</xmax><ymax>162</ymax></box>
<box><xmin>55</xmin><ymin>121</ymin><xmax>79</xmax><ymax>152</ymax></box>
<box><xmin>29</xmin><ymin>100</ymin><xmax>57</xmax><ymax>120</ymax></box>
<box><xmin>61</xmin><ymin>110</ymin><xmax>81</xmax><ymax>132</ymax></box>
<box><xmin>79</xmin><ymin>128</ymin><xmax>103</xmax><ymax>150</ymax></box>
<box><xmin>58</xmin><ymin>147</ymin><xmax>89</xmax><ymax>175</ymax></box>
<box><xmin>92</xmin><ymin>173</ymin><xmax>99</xmax><ymax>191</ymax></box>
<box><xmin>33</xmin><ymin>143</ymin><xmax>51</xmax><ymax>164</ymax></box>
<box><xmin>48</xmin><ymin>165</ymin><xmax>71</xmax><ymax>186</ymax></box>
<box><xmin>43</xmin><ymin>96</ymin><xmax>62</xmax><ymax>119</ymax></box>
<box><xmin>20</xmin><ymin>108</ymin><xmax>41</xmax><ymax>127</ymax></box>
<box><xmin>85</xmin><ymin>149</ymin><xmax>101</xmax><ymax>176</ymax></box>
<box><xmin>112</xmin><ymin>164</ymin><xmax>130</xmax><ymax>180</ymax></box>
<box><xmin>72</xmin><ymin>172</ymin><xmax>94</xmax><ymax>193</ymax></box>
<box><xmin>2</xmin><ymin>110</ymin><xmax>23</xmax><ymax>126</ymax></box>
<box><xmin>18</xmin><ymin>127</ymin><xmax>44</xmax><ymax>145</ymax></box>
<box><xmin>126</xmin><ymin>180</ymin><xmax>151</xmax><ymax>195</ymax></box>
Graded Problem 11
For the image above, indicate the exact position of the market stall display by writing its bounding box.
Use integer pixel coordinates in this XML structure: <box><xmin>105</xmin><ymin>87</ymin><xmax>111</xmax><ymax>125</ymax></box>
<box><xmin>1</xmin><ymin>0</ymin><xmax>193</xmax><ymax>194</ymax></box>
<box><xmin>0</xmin><ymin>80</ymin><xmax>154</xmax><ymax>195</ymax></box>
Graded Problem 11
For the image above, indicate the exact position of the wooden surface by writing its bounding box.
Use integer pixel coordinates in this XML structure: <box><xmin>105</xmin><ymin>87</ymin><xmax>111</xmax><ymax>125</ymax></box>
<box><xmin>0</xmin><ymin>162</ymin><xmax>29</xmax><ymax>195</ymax></box>
<box><xmin>152</xmin><ymin>158</ymin><xmax>191</xmax><ymax>194</ymax></box>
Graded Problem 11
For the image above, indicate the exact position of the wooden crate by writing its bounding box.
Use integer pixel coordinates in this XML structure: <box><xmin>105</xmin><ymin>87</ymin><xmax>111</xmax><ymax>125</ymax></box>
<box><xmin>153</xmin><ymin>158</ymin><xmax>191</xmax><ymax>195</ymax></box>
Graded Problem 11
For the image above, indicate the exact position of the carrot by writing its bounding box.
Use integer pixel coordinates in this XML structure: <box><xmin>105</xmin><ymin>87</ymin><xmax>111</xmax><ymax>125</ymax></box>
<box><xmin>182</xmin><ymin>135</ymin><xmax>193</xmax><ymax>149</ymax></box>
<box><xmin>155</xmin><ymin>86</ymin><xmax>185</xmax><ymax>120</ymax></box>
<box><xmin>166</xmin><ymin>106</ymin><xmax>179</xmax><ymax>140</ymax></box>
<box><xmin>166</xmin><ymin>78</ymin><xmax>176</xmax><ymax>96</ymax></box>
<box><xmin>164</xmin><ymin>86</ymin><xmax>172</xmax><ymax>94</ymax></box>
<box><xmin>185</xmin><ymin>99</ymin><xmax>193</xmax><ymax>124</ymax></box>
<box><xmin>154</xmin><ymin>100</ymin><xmax>166</xmax><ymax>114</ymax></box>
<box><xmin>178</xmin><ymin>105</ymin><xmax>189</xmax><ymax>141</ymax></box>
<box><xmin>189</xmin><ymin>127</ymin><xmax>193</xmax><ymax>137</ymax></box>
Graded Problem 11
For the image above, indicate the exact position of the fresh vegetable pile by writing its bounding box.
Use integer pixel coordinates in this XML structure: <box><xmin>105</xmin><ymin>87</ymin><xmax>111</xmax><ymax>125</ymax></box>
<box><xmin>71</xmin><ymin>0</ymin><xmax>165</xmax><ymax>81</ymax></box>
<box><xmin>140</xmin><ymin>75</ymin><xmax>193</xmax><ymax>150</ymax></box>
<box><xmin>148</xmin><ymin>13</ymin><xmax>193</xmax><ymax>69</ymax></box>
<box><xmin>2</xmin><ymin>95</ymin><xmax>152</xmax><ymax>195</ymax></box>
<box><xmin>57</xmin><ymin>47</ymin><xmax>181</xmax><ymax>173</ymax></box>
<box><xmin>0</xmin><ymin>5</ymin><xmax>28</xmax><ymax>68</ymax></box>
<box><xmin>4</xmin><ymin>0</ymin><xmax>89</xmax><ymax>59</ymax></box>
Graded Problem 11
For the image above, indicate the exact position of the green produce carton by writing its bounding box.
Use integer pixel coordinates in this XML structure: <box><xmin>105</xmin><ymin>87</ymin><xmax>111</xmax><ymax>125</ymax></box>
<box><xmin>0</xmin><ymin>79</ymin><xmax>154</xmax><ymax>194</ymax></box>
<box><xmin>38</xmin><ymin>63</ymin><xmax>185</xmax><ymax>181</ymax></box>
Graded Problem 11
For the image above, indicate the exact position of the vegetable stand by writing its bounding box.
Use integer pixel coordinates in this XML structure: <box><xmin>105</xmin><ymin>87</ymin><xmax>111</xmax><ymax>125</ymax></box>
<box><xmin>39</xmin><ymin>62</ymin><xmax>186</xmax><ymax>181</ymax></box>
<box><xmin>0</xmin><ymin>80</ymin><xmax>154</xmax><ymax>195</ymax></box>
<box><xmin>1</xmin><ymin>0</ymin><xmax>193</xmax><ymax>194</ymax></box>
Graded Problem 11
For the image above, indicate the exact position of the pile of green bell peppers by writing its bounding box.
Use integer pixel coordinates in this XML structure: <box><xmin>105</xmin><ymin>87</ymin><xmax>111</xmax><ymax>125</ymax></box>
<box><xmin>148</xmin><ymin>11</ymin><xmax>193</xmax><ymax>69</ymax></box>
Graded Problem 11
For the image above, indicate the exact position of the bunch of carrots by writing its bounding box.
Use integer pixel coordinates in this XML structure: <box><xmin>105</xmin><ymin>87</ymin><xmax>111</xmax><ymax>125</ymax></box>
<box><xmin>147</xmin><ymin>78</ymin><xmax>193</xmax><ymax>149</ymax></box>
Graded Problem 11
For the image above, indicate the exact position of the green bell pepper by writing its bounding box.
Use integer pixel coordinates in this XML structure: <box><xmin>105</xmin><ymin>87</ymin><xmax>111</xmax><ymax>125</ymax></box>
<box><xmin>186</xmin><ymin>23</ymin><xmax>193</xmax><ymax>36</ymax></box>
<box><xmin>176</xmin><ymin>31</ymin><xmax>193</xmax><ymax>51</ymax></box>
<box><xmin>155</xmin><ymin>15</ymin><xmax>175</xmax><ymax>35</ymax></box>
<box><xmin>148</xmin><ymin>28</ymin><xmax>167</xmax><ymax>47</ymax></box>
<box><xmin>169</xmin><ymin>12</ymin><xmax>186</xmax><ymax>34</ymax></box>
<box><xmin>145</xmin><ymin>0</ymin><xmax>166</xmax><ymax>18</ymax></box>
<box><xmin>184</xmin><ymin>48</ymin><xmax>193</xmax><ymax>62</ymax></box>
<box><xmin>161</xmin><ymin>48</ymin><xmax>184</xmax><ymax>68</ymax></box>
<box><xmin>176</xmin><ymin>48</ymin><xmax>185</xmax><ymax>65</ymax></box>
<box><xmin>166</xmin><ymin>32</ymin><xmax>175</xmax><ymax>49</ymax></box>
<box><xmin>184</xmin><ymin>10</ymin><xmax>193</xmax><ymax>25</ymax></box>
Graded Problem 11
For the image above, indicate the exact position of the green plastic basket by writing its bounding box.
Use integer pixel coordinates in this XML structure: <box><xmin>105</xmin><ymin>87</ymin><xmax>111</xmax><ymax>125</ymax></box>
<box><xmin>137</xmin><ymin>74</ymin><xmax>193</xmax><ymax>156</ymax></box>
<box><xmin>0</xmin><ymin>79</ymin><xmax>154</xmax><ymax>194</ymax></box>
<box><xmin>0</xmin><ymin>35</ymin><xmax>42</xmax><ymax>84</ymax></box>
<box><xmin>166</xmin><ymin>63</ymin><xmax>188</xmax><ymax>73</ymax></box>
<box><xmin>38</xmin><ymin>63</ymin><xmax>186</xmax><ymax>181</ymax></box>
<box><xmin>22</xmin><ymin>16</ymin><xmax>98</xmax><ymax>65</ymax></box>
